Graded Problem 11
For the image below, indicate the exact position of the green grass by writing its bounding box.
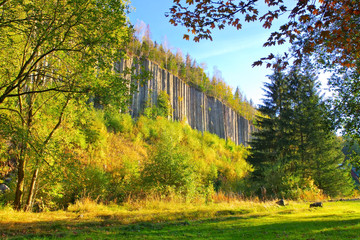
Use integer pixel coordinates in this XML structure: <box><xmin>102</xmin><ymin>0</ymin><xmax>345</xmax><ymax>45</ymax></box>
<box><xmin>1</xmin><ymin>200</ymin><xmax>360</xmax><ymax>239</ymax></box>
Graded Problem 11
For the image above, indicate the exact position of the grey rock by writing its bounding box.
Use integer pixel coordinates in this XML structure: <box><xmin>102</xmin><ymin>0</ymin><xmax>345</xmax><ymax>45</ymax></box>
<box><xmin>310</xmin><ymin>202</ymin><xmax>323</xmax><ymax>208</ymax></box>
<box><xmin>119</xmin><ymin>59</ymin><xmax>254</xmax><ymax>146</ymax></box>
<box><xmin>0</xmin><ymin>184</ymin><xmax>10</xmax><ymax>192</ymax></box>
<box><xmin>276</xmin><ymin>199</ymin><xmax>285</xmax><ymax>206</ymax></box>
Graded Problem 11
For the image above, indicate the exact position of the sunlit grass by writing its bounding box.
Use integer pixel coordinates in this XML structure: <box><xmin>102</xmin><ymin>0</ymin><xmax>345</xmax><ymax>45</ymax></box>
<box><xmin>1</xmin><ymin>198</ymin><xmax>360</xmax><ymax>239</ymax></box>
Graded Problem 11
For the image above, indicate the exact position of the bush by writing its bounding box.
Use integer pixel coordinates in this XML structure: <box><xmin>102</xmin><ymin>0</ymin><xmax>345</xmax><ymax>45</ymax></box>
<box><xmin>104</xmin><ymin>110</ymin><xmax>133</xmax><ymax>135</ymax></box>
<box><xmin>143</xmin><ymin>91</ymin><xmax>173</xmax><ymax>119</ymax></box>
<box><xmin>156</xmin><ymin>91</ymin><xmax>173</xmax><ymax>118</ymax></box>
<box><xmin>141</xmin><ymin>130</ymin><xmax>197</xmax><ymax>198</ymax></box>
<box><xmin>110</xmin><ymin>157</ymin><xmax>142</xmax><ymax>201</ymax></box>
<box><xmin>60</xmin><ymin>165</ymin><xmax>112</xmax><ymax>205</ymax></box>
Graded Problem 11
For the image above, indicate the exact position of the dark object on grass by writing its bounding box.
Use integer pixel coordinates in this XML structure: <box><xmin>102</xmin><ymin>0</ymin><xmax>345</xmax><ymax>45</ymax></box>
<box><xmin>276</xmin><ymin>199</ymin><xmax>285</xmax><ymax>206</ymax></box>
<box><xmin>310</xmin><ymin>202</ymin><xmax>323</xmax><ymax>208</ymax></box>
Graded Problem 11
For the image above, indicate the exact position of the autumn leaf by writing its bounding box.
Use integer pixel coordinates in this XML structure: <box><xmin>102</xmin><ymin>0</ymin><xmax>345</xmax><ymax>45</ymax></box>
<box><xmin>232</xmin><ymin>18</ymin><xmax>239</xmax><ymax>26</ymax></box>
<box><xmin>299</xmin><ymin>15</ymin><xmax>310</xmax><ymax>22</ymax></box>
<box><xmin>252</xmin><ymin>60</ymin><xmax>263</xmax><ymax>67</ymax></box>
<box><xmin>315</xmin><ymin>20</ymin><xmax>322</xmax><ymax>28</ymax></box>
<box><xmin>183</xmin><ymin>34</ymin><xmax>190</xmax><ymax>40</ymax></box>
<box><xmin>263</xmin><ymin>22</ymin><xmax>271</xmax><ymax>29</ymax></box>
<box><xmin>278</xmin><ymin>39</ymin><xmax>285</xmax><ymax>45</ymax></box>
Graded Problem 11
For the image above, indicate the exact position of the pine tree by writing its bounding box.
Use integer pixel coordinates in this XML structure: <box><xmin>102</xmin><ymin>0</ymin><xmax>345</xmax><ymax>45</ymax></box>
<box><xmin>248</xmin><ymin>68</ymin><xmax>354</xmax><ymax>198</ymax></box>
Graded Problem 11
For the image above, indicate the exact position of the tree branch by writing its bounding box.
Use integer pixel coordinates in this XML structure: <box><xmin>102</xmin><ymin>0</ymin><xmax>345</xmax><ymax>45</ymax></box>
<box><xmin>0</xmin><ymin>107</ymin><xmax>25</xmax><ymax>123</ymax></box>
<box><xmin>6</xmin><ymin>88</ymin><xmax>84</xmax><ymax>98</ymax></box>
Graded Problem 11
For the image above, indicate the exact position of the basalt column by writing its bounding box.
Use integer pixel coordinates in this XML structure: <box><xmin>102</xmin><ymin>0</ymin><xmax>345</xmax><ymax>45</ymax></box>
<box><xmin>118</xmin><ymin>58</ymin><xmax>254</xmax><ymax>146</ymax></box>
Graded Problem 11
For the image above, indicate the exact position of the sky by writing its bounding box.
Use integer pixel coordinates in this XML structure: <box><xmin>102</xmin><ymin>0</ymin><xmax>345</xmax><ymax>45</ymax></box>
<box><xmin>127</xmin><ymin>0</ymin><xmax>328</xmax><ymax>106</ymax></box>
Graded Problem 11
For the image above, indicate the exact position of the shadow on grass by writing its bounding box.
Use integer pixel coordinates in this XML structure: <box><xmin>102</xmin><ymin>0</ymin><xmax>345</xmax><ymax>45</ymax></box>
<box><xmin>0</xmin><ymin>209</ymin><xmax>249</xmax><ymax>238</ymax></box>
<box><xmin>2</xmin><ymin>210</ymin><xmax>360</xmax><ymax>240</ymax></box>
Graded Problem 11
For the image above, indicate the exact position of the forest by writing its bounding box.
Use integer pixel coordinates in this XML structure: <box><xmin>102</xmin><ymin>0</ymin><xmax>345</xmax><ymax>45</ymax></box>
<box><xmin>0</xmin><ymin>0</ymin><xmax>360</xmax><ymax>215</ymax></box>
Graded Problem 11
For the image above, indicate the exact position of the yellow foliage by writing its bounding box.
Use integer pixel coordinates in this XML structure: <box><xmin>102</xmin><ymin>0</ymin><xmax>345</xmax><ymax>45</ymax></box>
<box><xmin>103</xmin><ymin>134</ymin><xmax>147</xmax><ymax>171</ymax></box>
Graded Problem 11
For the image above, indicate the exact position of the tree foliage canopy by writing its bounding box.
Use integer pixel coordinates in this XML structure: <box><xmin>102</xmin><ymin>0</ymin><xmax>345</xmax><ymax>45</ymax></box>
<box><xmin>0</xmin><ymin>0</ymin><xmax>132</xmax><ymax>210</ymax></box>
<box><xmin>248</xmin><ymin>67</ymin><xmax>354</xmax><ymax>198</ymax></box>
<box><xmin>0</xmin><ymin>0</ymin><xmax>130</xmax><ymax>105</ymax></box>
<box><xmin>167</xmin><ymin>0</ymin><xmax>360</xmax><ymax>68</ymax></box>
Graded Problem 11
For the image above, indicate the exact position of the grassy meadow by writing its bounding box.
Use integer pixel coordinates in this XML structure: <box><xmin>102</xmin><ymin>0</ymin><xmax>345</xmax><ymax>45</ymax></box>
<box><xmin>1</xmin><ymin>199</ymin><xmax>359</xmax><ymax>239</ymax></box>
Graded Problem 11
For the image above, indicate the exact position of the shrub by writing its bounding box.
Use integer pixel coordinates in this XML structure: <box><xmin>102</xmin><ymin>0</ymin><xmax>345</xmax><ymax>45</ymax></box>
<box><xmin>110</xmin><ymin>157</ymin><xmax>142</xmax><ymax>201</ymax></box>
<box><xmin>156</xmin><ymin>91</ymin><xmax>173</xmax><ymax>118</ymax></box>
<box><xmin>141</xmin><ymin>130</ymin><xmax>197</xmax><ymax>198</ymax></box>
<box><xmin>143</xmin><ymin>91</ymin><xmax>173</xmax><ymax>119</ymax></box>
<box><xmin>104</xmin><ymin>110</ymin><xmax>134</xmax><ymax>135</ymax></box>
<box><xmin>60</xmin><ymin>165</ymin><xmax>112</xmax><ymax>205</ymax></box>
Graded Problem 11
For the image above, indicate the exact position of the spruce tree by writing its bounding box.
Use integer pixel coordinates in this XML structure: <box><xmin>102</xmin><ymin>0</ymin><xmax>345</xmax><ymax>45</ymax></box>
<box><xmin>249</xmin><ymin>70</ymin><xmax>287</xmax><ymax>179</ymax></box>
<box><xmin>248</xmin><ymin>68</ymin><xmax>354</xmax><ymax>198</ymax></box>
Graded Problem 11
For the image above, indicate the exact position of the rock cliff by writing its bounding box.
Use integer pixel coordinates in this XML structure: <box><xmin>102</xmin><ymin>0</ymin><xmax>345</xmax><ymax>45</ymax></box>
<box><xmin>117</xmin><ymin>58</ymin><xmax>254</xmax><ymax>146</ymax></box>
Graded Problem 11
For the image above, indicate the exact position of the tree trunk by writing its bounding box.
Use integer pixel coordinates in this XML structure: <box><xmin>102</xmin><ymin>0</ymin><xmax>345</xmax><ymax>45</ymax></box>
<box><xmin>24</xmin><ymin>167</ymin><xmax>39</xmax><ymax>211</ymax></box>
<box><xmin>22</xmin><ymin>95</ymin><xmax>69</xmax><ymax>211</ymax></box>
<box><xmin>14</xmin><ymin>156</ymin><xmax>26</xmax><ymax>210</ymax></box>
<box><xmin>14</xmin><ymin>75</ymin><xmax>34</xmax><ymax>210</ymax></box>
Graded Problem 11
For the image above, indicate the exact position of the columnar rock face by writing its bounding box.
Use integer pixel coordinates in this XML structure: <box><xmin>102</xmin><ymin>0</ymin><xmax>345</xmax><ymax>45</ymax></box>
<box><xmin>117</xmin><ymin>58</ymin><xmax>254</xmax><ymax>146</ymax></box>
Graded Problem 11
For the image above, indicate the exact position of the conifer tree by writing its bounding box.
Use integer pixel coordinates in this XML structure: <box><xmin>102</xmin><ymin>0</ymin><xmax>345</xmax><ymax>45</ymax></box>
<box><xmin>248</xmin><ymin>68</ymin><xmax>353</xmax><ymax>198</ymax></box>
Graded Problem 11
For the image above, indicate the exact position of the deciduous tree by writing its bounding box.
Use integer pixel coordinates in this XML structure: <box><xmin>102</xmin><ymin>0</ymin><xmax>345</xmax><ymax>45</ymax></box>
<box><xmin>0</xmin><ymin>0</ymin><xmax>132</xmax><ymax>210</ymax></box>
<box><xmin>167</xmin><ymin>0</ymin><xmax>360</xmax><ymax>68</ymax></box>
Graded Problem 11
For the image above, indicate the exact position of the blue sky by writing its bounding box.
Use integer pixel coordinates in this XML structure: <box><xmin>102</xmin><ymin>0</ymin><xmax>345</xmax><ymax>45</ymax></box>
<box><xmin>127</xmin><ymin>0</ymin><xmax>314</xmax><ymax>105</ymax></box>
